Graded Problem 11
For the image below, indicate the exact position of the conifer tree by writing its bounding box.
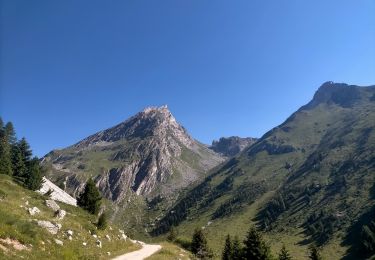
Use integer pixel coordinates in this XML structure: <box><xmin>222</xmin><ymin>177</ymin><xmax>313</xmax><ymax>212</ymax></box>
<box><xmin>12</xmin><ymin>138</ymin><xmax>32</xmax><ymax>181</ymax></box>
<box><xmin>191</xmin><ymin>228</ymin><xmax>213</xmax><ymax>259</ymax></box>
<box><xmin>278</xmin><ymin>244</ymin><xmax>292</xmax><ymax>260</ymax></box>
<box><xmin>308</xmin><ymin>245</ymin><xmax>322</xmax><ymax>260</ymax></box>
<box><xmin>222</xmin><ymin>234</ymin><xmax>233</xmax><ymax>260</ymax></box>
<box><xmin>18</xmin><ymin>138</ymin><xmax>32</xmax><ymax>164</ymax></box>
<box><xmin>232</xmin><ymin>236</ymin><xmax>243</xmax><ymax>260</ymax></box>
<box><xmin>0</xmin><ymin>119</ymin><xmax>13</xmax><ymax>175</ymax></box>
<box><xmin>243</xmin><ymin>226</ymin><xmax>272</xmax><ymax>260</ymax></box>
<box><xmin>12</xmin><ymin>145</ymin><xmax>27</xmax><ymax>179</ymax></box>
<box><xmin>4</xmin><ymin>122</ymin><xmax>17</xmax><ymax>145</ymax></box>
<box><xmin>77</xmin><ymin>178</ymin><xmax>102</xmax><ymax>215</ymax></box>
<box><xmin>167</xmin><ymin>226</ymin><xmax>177</xmax><ymax>242</ymax></box>
<box><xmin>24</xmin><ymin>157</ymin><xmax>44</xmax><ymax>190</ymax></box>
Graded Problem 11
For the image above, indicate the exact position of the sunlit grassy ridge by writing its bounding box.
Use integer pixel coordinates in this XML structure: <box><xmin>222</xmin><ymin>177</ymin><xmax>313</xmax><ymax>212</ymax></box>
<box><xmin>0</xmin><ymin>174</ymin><xmax>140</xmax><ymax>259</ymax></box>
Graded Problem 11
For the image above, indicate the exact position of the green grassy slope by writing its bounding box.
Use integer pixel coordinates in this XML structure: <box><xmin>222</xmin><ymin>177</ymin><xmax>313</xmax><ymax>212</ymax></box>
<box><xmin>152</xmin><ymin>82</ymin><xmax>375</xmax><ymax>259</ymax></box>
<box><xmin>0</xmin><ymin>174</ymin><xmax>140</xmax><ymax>260</ymax></box>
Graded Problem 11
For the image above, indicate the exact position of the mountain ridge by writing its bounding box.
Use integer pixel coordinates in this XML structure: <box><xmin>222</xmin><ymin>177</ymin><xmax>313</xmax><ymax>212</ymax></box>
<box><xmin>151</xmin><ymin>82</ymin><xmax>375</xmax><ymax>259</ymax></box>
<box><xmin>43</xmin><ymin>105</ymin><xmax>224</xmax><ymax>202</ymax></box>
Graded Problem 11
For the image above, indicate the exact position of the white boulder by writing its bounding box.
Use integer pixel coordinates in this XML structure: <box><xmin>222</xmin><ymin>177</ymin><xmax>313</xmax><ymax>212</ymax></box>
<box><xmin>55</xmin><ymin>209</ymin><xmax>66</xmax><ymax>220</ymax></box>
<box><xmin>28</xmin><ymin>207</ymin><xmax>40</xmax><ymax>216</ymax></box>
<box><xmin>54</xmin><ymin>239</ymin><xmax>63</xmax><ymax>246</ymax></box>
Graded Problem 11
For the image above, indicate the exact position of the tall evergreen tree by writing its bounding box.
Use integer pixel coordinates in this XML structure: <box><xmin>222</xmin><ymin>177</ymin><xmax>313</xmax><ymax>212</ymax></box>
<box><xmin>0</xmin><ymin>119</ymin><xmax>13</xmax><ymax>175</ymax></box>
<box><xmin>191</xmin><ymin>228</ymin><xmax>213</xmax><ymax>259</ymax></box>
<box><xmin>77</xmin><ymin>178</ymin><xmax>102</xmax><ymax>215</ymax></box>
<box><xmin>24</xmin><ymin>157</ymin><xmax>44</xmax><ymax>190</ymax></box>
<box><xmin>11</xmin><ymin>145</ymin><xmax>27</xmax><ymax>179</ymax></box>
<box><xmin>308</xmin><ymin>245</ymin><xmax>322</xmax><ymax>260</ymax></box>
<box><xmin>222</xmin><ymin>234</ymin><xmax>233</xmax><ymax>260</ymax></box>
<box><xmin>18</xmin><ymin>138</ymin><xmax>32</xmax><ymax>164</ymax></box>
<box><xmin>243</xmin><ymin>226</ymin><xmax>272</xmax><ymax>260</ymax></box>
<box><xmin>232</xmin><ymin>236</ymin><xmax>243</xmax><ymax>260</ymax></box>
<box><xmin>278</xmin><ymin>244</ymin><xmax>293</xmax><ymax>260</ymax></box>
<box><xmin>12</xmin><ymin>138</ymin><xmax>32</xmax><ymax>181</ymax></box>
<box><xmin>4</xmin><ymin>122</ymin><xmax>17</xmax><ymax>145</ymax></box>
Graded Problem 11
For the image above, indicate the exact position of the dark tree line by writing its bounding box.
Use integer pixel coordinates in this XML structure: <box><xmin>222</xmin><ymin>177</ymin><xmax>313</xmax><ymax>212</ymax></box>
<box><xmin>0</xmin><ymin>118</ymin><xmax>43</xmax><ymax>190</ymax></box>
<box><xmin>221</xmin><ymin>225</ymin><xmax>323</xmax><ymax>260</ymax></box>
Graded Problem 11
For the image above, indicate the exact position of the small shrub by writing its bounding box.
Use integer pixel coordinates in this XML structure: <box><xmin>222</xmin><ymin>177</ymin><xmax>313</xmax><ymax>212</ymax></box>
<box><xmin>97</xmin><ymin>212</ymin><xmax>108</xmax><ymax>230</ymax></box>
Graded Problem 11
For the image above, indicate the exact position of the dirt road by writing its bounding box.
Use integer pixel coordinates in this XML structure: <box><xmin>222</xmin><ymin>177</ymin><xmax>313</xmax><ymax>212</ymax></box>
<box><xmin>112</xmin><ymin>242</ymin><xmax>161</xmax><ymax>260</ymax></box>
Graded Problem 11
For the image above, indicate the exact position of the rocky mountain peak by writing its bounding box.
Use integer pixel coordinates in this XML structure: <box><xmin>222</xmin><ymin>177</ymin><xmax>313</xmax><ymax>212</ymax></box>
<box><xmin>45</xmin><ymin>106</ymin><xmax>223</xmax><ymax>200</ymax></box>
<box><xmin>74</xmin><ymin>105</ymin><xmax>193</xmax><ymax>149</ymax></box>
<box><xmin>303</xmin><ymin>81</ymin><xmax>361</xmax><ymax>109</ymax></box>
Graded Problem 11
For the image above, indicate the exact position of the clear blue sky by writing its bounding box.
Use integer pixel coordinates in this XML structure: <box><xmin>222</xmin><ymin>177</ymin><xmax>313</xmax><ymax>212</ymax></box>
<box><xmin>1</xmin><ymin>0</ymin><xmax>375</xmax><ymax>157</ymax></box>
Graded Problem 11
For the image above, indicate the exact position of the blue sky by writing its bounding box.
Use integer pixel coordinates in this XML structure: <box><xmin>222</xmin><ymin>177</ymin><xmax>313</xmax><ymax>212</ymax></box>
<box><xmin>1</xmin><ymin>0</ymin><xmax>375</xmax><ymax>157</ymax></box>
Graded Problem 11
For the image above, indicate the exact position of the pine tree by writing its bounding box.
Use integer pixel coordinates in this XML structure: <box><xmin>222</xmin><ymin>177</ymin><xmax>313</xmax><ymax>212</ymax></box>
<box><xmin>18</xmin><ymin>138</ymin><xmax>32</xmax><ymax>164</ymax></box>
<box><xmin>77</xmin><ymin>178</ymin><xmax>102</xmax><ymax>215</ymax></box>
<box><xmin>97</xmin><ymin>212</ymin><xmax>108</xmax><ymax>230</ymax></box>
<box><xmin>308</xmin><ymin>245</ymin><xmax>322</xmax><ymax>260</ymax></box>
<box><xmin>278</xmin><ymin>244</ymin><xmax>292</xmax><ymax>260</ymax></box>
<box><xmin>0</xmin><ymin>119</ymin><xmax>13</xmax><ymax>175</ymax></box>
<box><xmin>12</xmin><ymin>138</ymin><xmax>33</xmax><ymax>182</ymax></box>
<box><xmin>232</xmin><ymin>236</ymin><xmax>243</xmax><ymax>260</ymax></box>
<box><xmin>4</xmin><ymin>122</ymin><xmax>17</xmax><ymax>145</ymax></box>
<box><xmin>222</xmin><ymin>234</ymin><xmax>233</xmax><ymax>260</ymax></box>
<box><xmin>167</xmin><ymin>226</ymin><xmax>177</xmax><ymax>242</ymax></box>
<box><xmin>191</xmin><ymin>228</ymin><xmax>213</xmax><ymax>259</ymax></box>
<box><xmin>243</xmin><ymin>226</ymin><xmax>272</xmax><ymax>260</ymax></box>
<box><xmin>12</xmin><ymin>145</ymin><xmax>27</xmax><ymax>179</ymax></box>
<box><xmin>24</xmin><ymin>157</ymin><xmax>44</xmax><ymax>190</ymax></box>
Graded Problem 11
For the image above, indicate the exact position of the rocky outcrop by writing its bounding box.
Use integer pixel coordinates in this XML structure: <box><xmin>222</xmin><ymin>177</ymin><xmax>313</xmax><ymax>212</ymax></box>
<box><xmin>210</xmin><ymin>136</ymin><xmax>257</xmax><ymax>157</ymax></box>
<box><xmin>37</xmin><ymin>220</ymin><xmax>61</xmax><ymax>235</ymax></box>
<box><xmin>38</xmin><ymin>177</ymin><xmax>77</xmax><ymax>206</ymax></box>
<box><xmin>43</xmin><ymin>106</ymin><xmax>224</xmax><ymax>201</ymax></box>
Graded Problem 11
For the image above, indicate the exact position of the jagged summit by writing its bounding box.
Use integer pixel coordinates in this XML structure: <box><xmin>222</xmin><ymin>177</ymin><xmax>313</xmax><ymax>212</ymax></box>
<box><xmin>74</xmin><ymin>105</ymin><xmax>193</xmax><ymax>149</ymax></box>
<box><xmin>43</xmin><ymin>106</ymin><xmax>223</xmax><ymax>200</ymax></box>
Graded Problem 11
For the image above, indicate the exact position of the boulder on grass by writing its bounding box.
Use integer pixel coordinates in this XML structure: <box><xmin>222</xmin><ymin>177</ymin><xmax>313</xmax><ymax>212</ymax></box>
<box><xmin>45</xmin><ymin>200</ymin><xmax>60</xmax><ymax>212</ymax></box>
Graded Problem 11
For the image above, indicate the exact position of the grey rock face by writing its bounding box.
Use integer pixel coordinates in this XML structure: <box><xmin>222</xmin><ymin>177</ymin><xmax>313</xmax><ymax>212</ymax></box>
<box><xmin>210</xmin><ymin>136</ymin><xmax>257</xmax><ymax>157</ymax></box>
<box><xmin>44</xmin><ymin>106</ymin><xmax>224</xmax><ymax>201</ymax></box>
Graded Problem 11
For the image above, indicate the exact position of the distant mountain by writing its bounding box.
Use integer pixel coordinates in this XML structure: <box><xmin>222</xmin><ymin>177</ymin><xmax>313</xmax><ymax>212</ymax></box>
<box><xmin>210</xmin><ymin>136</ymin><xmax>257</xmax><ymax>157</ymax></box>
<box><xmin>42</xmin><ymin>106</ymin><xmax>224</xmax><ymax>202</ymax></box>
<box><xmin>152</xmin><ymin>82</ymin><xmax>375</xmax><ymax>259</ymax></box>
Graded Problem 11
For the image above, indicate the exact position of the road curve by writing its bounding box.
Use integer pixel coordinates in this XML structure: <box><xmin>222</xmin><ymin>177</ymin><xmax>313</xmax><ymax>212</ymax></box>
<box><xmin>112</xmin><ymin>243</ymin><xmax>161</xmax><ymax>260</ymax></box>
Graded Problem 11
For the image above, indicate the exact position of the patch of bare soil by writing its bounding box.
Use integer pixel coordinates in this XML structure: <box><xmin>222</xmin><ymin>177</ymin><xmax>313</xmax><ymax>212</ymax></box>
<box><xmin>0</xmin><ymin>238</ymin><xmax>30</xmax><ymax>251</ymax></box>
